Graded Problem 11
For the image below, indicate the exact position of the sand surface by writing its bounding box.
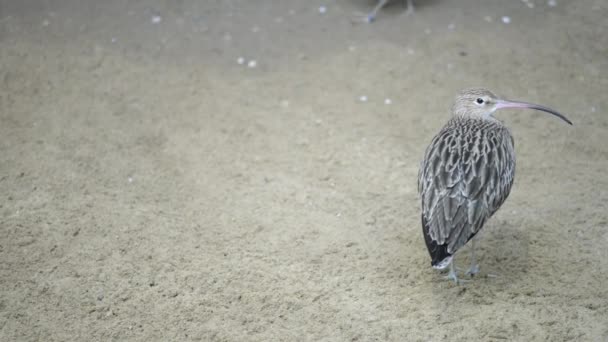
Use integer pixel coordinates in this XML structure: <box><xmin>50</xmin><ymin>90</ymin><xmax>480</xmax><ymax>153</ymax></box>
<box><xmin>1</xmin><ymin>0</ymin><xmax>607</xmax><ymax>340</ymax></box>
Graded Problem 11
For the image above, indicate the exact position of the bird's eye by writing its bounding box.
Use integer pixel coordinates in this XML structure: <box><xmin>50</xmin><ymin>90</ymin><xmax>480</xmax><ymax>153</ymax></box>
<box><xmin>476</xmin><ymin>98</ymin><xmax>484</xmax><ymax>105</ymax></box>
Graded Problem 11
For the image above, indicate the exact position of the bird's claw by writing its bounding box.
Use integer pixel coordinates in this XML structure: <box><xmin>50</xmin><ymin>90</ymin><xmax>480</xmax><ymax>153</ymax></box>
<box><xmin>466</xmin><ymin>264</ymin><xmax>480</xmax><ymax>276</ymax></box>
<box><xmin>444</xmin><ymin>269</ymin><xmax>469</xmax><ymax>285</ymax></box>
<box><xmin>351</xmin><ymin>11</ymin><xmax>375</xmax><ymax>24</ymax></box>
<box><xmin>444</xmin><ymin>272</ymin><xmax>458</xmax><ymax>284</ymax></box>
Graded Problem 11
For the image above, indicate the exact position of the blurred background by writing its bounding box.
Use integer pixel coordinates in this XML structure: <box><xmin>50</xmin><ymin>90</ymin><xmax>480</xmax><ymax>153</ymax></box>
<box><xmin>1</xmin><ymin>0</ymin><xmax>607</xmax><ymax>340</ymax></box>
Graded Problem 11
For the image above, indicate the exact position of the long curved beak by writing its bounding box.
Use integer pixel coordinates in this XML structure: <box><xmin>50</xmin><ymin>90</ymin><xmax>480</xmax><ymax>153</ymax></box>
<box><xmin>495</xmin><ymin>99</ymin><xmax>573</xmax><ymax>125</ymax></box>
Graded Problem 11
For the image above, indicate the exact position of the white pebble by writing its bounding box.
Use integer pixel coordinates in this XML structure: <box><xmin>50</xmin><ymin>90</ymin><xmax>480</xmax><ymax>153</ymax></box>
<box><xmin>42</xmin><ymin>19</ymin><xmax>50</xmax><ymax>27</ymax></box>
<box><xmin>151</xmin><ymin>15</ymin><xmax>162</xmax><ymax>24</ymax></box>
<box><xmin>407</xmin><ymin>48</ymin><xmax>414</xmax><ymax>55</ymax></box>
<box><xmin>348</xmin><ymin>45</ymin><xmax>356</xmax><ymax>52</ymax></box>
<box><xmin>237</xmin><ymin>57</ymin><xmax>245</xmax><ymax>65</ymax></box>
<box><xmin>384</xmin><ymin>98</ymin><xmax>392</xmax><ymax>105</ymax></box>
<box><xmin>128</xmin><ymin>177</ymin><xmax>133</xmax><ymax>183</ymax></box>
<box><xmin>359</xmin><ymin>95</ymin><xmax>368</xmax><ymax>102</ymax></box>
<box><xmin>319</xmin><ymin>6</ymin><xmax>327</xmax><ymax>14</ymax></box>
<box><xmin>484</xmin><ymin>16</ymin><xmax>493</xmax><ymax>22</ymax></box>
<box><xmin>251</xmin><ymin>26</ymin><xmax>260</xmax><ymax>33</ymax></box>
<box><xmin>448</xmin><ymin>23</ymin><xmax>455</xmax><ymax>30</ymax></box>
<box><xmin>280</xmin><ymin>100</ymin><xmax>290</xmax><ymax>108</ymax></box>
<box><xmin>247</xmin><ymin>60</ymin><xmax>257</xmax><ymax>68</ymax></box>
<box><xmin>111</xmin><ymin>37</ymin><xmax>117</xmax><ymax>43</ymax></box>
<box><xmin>424</xmin><ymin>28</ymin><xmax>432</xmax><ymax>34</ymax></box>
<box><xmin>548</xmin><ymin>0</ymin><xmax>557</xmax><ymax>7</ymax></box>
<box><xmin>590</xmin><ymin>106</ymin><xmax>596</xmax><ymax>113</ymax></box>
<box><xmin>501</xmin><ymin>16</ymin><xmax>511</xmax><ymax>24</ymax></box>
<box><xmin>527</xmin><ymin>2</ymin><xmax>535</xmax><ymax>8</ymax></box>
<box><xmin>274</xmin><ymin>16</ymin><xmax>284</xmax><ymax>23</ymax></box>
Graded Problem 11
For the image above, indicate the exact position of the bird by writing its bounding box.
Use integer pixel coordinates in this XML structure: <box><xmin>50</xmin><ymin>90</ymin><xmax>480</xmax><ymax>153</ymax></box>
<box><xmin>362</xmin><ymin>0</ymin><xmax>414</xmax><ymax>23</ymax></box>
<box><xmin>417</xmin><ymin>88</ymin><xmax>572</xmax><ymax>284</ymax></box>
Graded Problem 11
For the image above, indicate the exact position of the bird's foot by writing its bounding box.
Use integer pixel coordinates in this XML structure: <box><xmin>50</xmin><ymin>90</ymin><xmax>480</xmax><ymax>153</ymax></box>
<box><xmin>351</xmin><ymin>11</ymin><xmax>376</xmax><ymax>24</ymax></box>
<box><xmin>466</xmin><ymin>264</ymin><xmax>480</xmax><ymax>276</ymax></box>
<box><xmin>444</xmin><ymin>268</ymin><xmax>469</xmax><ymax>285</ymax></box>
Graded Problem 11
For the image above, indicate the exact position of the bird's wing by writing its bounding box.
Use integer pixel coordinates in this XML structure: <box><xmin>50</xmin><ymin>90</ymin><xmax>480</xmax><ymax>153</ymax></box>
<box><xmin>418</xmin><ymin>122</ymin><xmax>515</xmax><ymax>254</ymax></box>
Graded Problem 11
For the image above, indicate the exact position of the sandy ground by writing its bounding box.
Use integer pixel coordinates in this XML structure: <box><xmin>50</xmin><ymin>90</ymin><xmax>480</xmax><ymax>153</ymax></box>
<box><xmin>1</xmin><ymin>0</ymin><xmax>607</xmax><ymax>340</ymax></box>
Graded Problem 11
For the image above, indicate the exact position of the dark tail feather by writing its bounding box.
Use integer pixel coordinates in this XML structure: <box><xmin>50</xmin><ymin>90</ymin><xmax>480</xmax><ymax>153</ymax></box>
<box><xmin>421</xmin><ymin>215</ymin><xmax>452</xmax><ymax>268</ymax></box>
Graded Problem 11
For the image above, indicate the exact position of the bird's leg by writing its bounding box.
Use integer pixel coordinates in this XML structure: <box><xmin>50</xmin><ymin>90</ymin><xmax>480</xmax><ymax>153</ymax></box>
<box><xmin>443</xmin><ymin>258</ymin><xmax>466</xmax><ymax>284</ymax></box>
<box><xmin>405</xmin><ymin>0</ymin><xmax>414</xmax><ymax>15</ymax></box>
<box><xmin>466</xmin><ymin>237</ymin><xmax>480</xmax><ymax>276</ymax></box>
<box><xmin>355</xmin><ymin>0</ymin><xmax>388</xmax><ymax>23</ymax></box>
<box><xmin>353</xmin><ymin>0</ymin><xmax>413</xmax><ymax>23</ymax></box>
<box><xmin>364</xmin><ymin>0</ymin><xmax>389</xmax><ymax>22</ymax></box>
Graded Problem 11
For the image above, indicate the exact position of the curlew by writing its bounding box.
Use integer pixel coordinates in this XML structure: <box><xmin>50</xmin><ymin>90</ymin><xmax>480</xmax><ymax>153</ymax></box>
<box><xmin>417</xmin><ymin>88</ymin><xmax>572</xmax><ymax>284</ymax></box>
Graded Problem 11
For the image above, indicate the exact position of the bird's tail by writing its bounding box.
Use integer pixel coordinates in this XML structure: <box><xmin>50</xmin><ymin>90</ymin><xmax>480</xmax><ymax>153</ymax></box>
<box><xmin>421</xmin><ymin>215</ymin><xmax>453</xmax><ymax>270</ymax></box>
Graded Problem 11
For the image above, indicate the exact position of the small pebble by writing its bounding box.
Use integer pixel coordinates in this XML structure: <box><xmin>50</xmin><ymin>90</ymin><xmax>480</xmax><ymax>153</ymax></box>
<box><xmin>384</xmin><ymin>98</ymin><xmax>392</xmax><ymax>105</ymax></box>
<box><xmin>42</xmin><ymin>19</ymin><xmax>49</xmax><ymax>26</ymax></box>
<box><xmin>548</xmin><ymin>0</ymin><xmax>557</xmax><ymax>7</ymax></box>
<box><xmin>590</xmin><ymin>106</ymin><xmax>596</xmax><ymax>113</ymax></box>
<box><xmin>407</xmin><ymin>48</ymin><xmax>414</xmax><ymax>55</ymax></box>
<box><xmin>151</xmin><ymin>15</ymin><xmax>162</xmax><ymax>24</ymax></box>
<box><xmin>274</xmin><ymin>16</ymin><xmax>284</xmax><ymax>23</ymax></box>
<box><xmin>348</xmin><ymin>45</ymin><xmax>356</xmax><ymax>52</ymax></box>
<box><xmin>424</xmin><ymin>28</ymin><xmax>432</xmax><ymax>34</ymax></box>
<box><xmin>128</xmin><ymin>177</ymin><xmax>133</xmax><ymax>183</ymax></box>
<box><xmin>280</xmin><ymin>100</ymin><xmax>290</xmax><ymax>108</ymax></box>
<box><xmin>448</xmin><ymin>23</ymin><xmax>455</xmax><ymax>30</ymax></box>
<box><xmin>289</xmin><ymin>9</ymin><xmax>296</xmax><ymax>15</ymax></box>
<box><xmin>251</xmin><ymin>26</ymin><xmax>260</xmax><ymax>33</ymax></box>
<box><xmin>501</xmin><ymin>16</ymin><xmax>511</xmax><ymax>24</ymax></box>
<box><xmin>111</xmin><ymin>37</ymin><xmax>117</xmax><ymax>43</ymax></box>
<box><xmin>484</xmin><ymin>16</ymin><xmax>493</xmax><ymax>22</ymax></box>
<box><xmin>319</xmin><ymin>6</ymin><xmax>327</xmax><ymax>14</ymax></box>
<box><xmin>237</xmin><ymin>57</ymin><xmax>245</xmax><ymax>65</ymax></box>
<box><xmin>359</xmin><ymin>95</ymin><xmax>368</xmax><ymax>102</ymax></box>
<box><xmin>247</xmin><ymin>60</ymin><xmax>257</xmax><ymax>68</ymax></box>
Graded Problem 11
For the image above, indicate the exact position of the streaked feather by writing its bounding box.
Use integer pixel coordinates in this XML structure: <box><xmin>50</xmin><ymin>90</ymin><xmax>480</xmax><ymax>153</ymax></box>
<box><xmin>418</xmin><ymin>116</ymin><xmax>515</xmax><ymax>264</ymax></box>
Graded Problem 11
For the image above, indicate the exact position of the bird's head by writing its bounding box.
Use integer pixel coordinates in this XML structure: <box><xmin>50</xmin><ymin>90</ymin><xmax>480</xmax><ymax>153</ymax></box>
<box><xmin>451</xmin><ymin>88</ymin><xmax>572</xmax><ymax>125</ymax></box>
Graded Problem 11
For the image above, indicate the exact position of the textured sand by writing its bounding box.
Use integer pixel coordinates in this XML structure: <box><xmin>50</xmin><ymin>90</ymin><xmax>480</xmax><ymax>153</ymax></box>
<box><xmin>1</xmin><ymin>0</ymin><xmax>607</xmax><ymax>340</ymax></box>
